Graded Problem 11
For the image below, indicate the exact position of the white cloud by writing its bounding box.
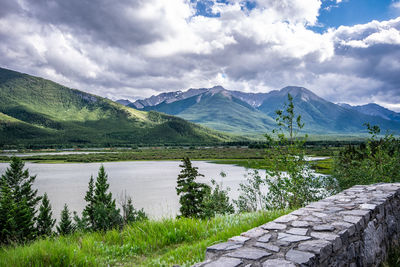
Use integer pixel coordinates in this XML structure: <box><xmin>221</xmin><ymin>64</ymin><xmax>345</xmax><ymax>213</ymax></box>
<box><xmin>392</xmin><ymin>1</ymin><xmax>400</xmax><ymax>9</ymax></box>
<box><xmin>0</xmin><ymin>0</ymin><xmax>399</xmax><ymax>110</ymax></box>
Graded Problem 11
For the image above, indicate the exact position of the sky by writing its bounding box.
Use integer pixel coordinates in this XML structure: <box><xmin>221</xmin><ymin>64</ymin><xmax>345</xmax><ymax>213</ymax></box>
<box><xmin>1</xmin><ymin>0</ymin><xmax>400</xmax><ymax>111</ymax></box>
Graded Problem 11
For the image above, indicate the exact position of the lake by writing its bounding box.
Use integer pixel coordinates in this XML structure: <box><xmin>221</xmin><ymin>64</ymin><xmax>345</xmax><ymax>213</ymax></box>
<box><xmin>0</xmin><ymin>161</ymin><xmax>263</xmax><ymax>220</ymax></box>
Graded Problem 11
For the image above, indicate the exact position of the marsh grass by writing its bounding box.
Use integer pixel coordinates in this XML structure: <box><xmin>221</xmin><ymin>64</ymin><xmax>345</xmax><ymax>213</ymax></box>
<box><xmin>0</xmin><ymin>210</ymin><xmax>288</xmax><ymax>266</ymax></box>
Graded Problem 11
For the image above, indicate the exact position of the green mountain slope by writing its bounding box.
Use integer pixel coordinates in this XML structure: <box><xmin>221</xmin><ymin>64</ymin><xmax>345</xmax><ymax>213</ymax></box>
<box><xmin>0</xmin><ymin>68</ymin><xmax>232</xmax><ymax>147</ymax></box>
<box><xmin>258</xmin><ymin>86</ymin><xmax>400</xmax><ymax>134</ymax></box>
<box><xmin>145</xmin><ymin>88</ymin><xmax>276</xmax><ymax>136</ymax></box>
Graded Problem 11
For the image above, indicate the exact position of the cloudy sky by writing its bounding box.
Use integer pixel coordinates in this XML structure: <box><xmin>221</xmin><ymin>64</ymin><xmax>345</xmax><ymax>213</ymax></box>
<box><xmin>1</xmin><ymin>0</ymin><xmax>400</xmax><ymax>111</ymax></box>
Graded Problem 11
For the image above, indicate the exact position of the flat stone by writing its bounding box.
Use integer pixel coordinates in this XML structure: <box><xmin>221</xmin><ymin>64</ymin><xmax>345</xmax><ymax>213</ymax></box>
<box><xmin>290</xmin><ymin>209</ymin><xmax>310</xmax><ymax>216</ymax></box>
<box><xmin>310</xmin><ymin>232</ymin><xmax>340</xmax><ymax>241</ymax></box>
<box><xmin>286</xmin><ymin>249</ymin><xmax>315</xmax><ymax>265</ymax></box>
<box><xmin>226</xmin><ymin>248</ymin><xmax>271</xmax><ymax>260</ymax></box>
<box><xmin>307</xmin><ymin>201</ymin><xmax>330</xmax><ymax>209</ymax></box>
<box><xmin>291</xmin><ymin>220</ymin><xmax>310</xmax><ymax>228</ymax></box>
<box><xmin>204</xmin><ymin>257</ymin><xmax>242</xmax><ymax>267</ymax></box>
<box><xmin>229</xmin><ymin>236</ymin><xmax>250</xmax><ymax>244</ymax></box>
<box><xmin>302</xmin><ymin>215</ymin><xmax>322</xmax><ymax>222</ymax></box>
<box><xmin>359</xmin><ymin>203</ymin><xmax>377</xmax><ymax>210</ymax></box>
<box><xmin>207</xmin><ymin>242</ymin><xmax>242</xmax><ymax>252</ymax></box>
<box><xmin>278</xmin><ymin>233</ymin><xmax>311</xmax><ymax>243</ymax></box>
<box><xmin>275</xmin><ymin>214</ymin><xmax>299</xmax><ymax>223</ymax></box>
<box><xmin>313</xmin><ymin>212</ymin><xmax>328</xmax><ymax>218</ymax></box>
<box><xmin>297</xmin><ymin>240</ymin><xmax>332</xmax><ymax>261</ymax></box>
<box><xmin>254</xmin><ymin>242</ymin><xmax>280</xmax><ymax>252</ymax></box>
<box><xmin>286</xmin><ymin>227</ymin><xmax>308</xmax><ymax>236</ymax></box>
<box><xmin>258</xmin><ymin>234</ymin><xmax>272</xmax><ymax>243</ymax></box>
<box><xmin>340</xmin><ymin>209</ymin><xmax>370</xmax><ymax>217</ymax></box>
<box><xmin>333</xmin><ymin>221</ymin><xmax>356</xmax><ymax>236</ymax></box>
<box><xmin>263</xmin><ymin>259</ymin><xmax>296</xmax><ymax>267</ymax></box>
<box><xmin>343</xmin><ymin>215</ymin><xmax>363</xmax><ymax>225</ymax></box>
<box><xmin>310</xmin><ymin>232</ymin><xmax>342</xmax><ymax>251</ymax></box>
<box><xmin>241</xmin><ymin>228</ymin><xmax>267</xmax><ymax>238</ymax></box>
<box><xmin>313</xmin><ymin>224</ymin><xmax>335</xmax><ymax>231</ymax></box>
<box><xmin>262</xmin><ymin>222</ymin><xmax>287</xmax><ymax>230</ymax></box>
<box><xmin>275</xmin><ymin>240</ymin><xmax>291</xmax><ymax>247</ymax></box>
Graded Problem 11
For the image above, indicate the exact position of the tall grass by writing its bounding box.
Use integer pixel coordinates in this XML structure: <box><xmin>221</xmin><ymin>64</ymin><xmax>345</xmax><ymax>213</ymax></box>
<box><xmin>0</xmin><ymin>210</ymin><xmax>288</xmax><ymax>266</ymax></box>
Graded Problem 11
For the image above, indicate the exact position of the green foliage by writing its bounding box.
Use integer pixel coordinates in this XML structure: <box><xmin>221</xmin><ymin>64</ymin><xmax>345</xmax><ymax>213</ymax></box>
<box><xmin>264</xmin><ymin>94</ymin><xmax>331</xmax><ymax>209</ymax></box>
<box><xmin>176</xmin><ymin>158</ymin><xmax>210</xmax><ymax>218</ymax></box>
<box><xmin>201</xmin><ymin>173</ymin><xmax>234</xmax><ymax>218</ymax></box>
<box><xmin>121</xmin><ymin>195</ymin><xmax>148</xmax><ymax>224</ymax></box>
<box><xmin>36</xmin><ymin>193</ymin><xmax>56</xmax><ymax>237</ymax></box>
<box><xmin>0</xmin><ymin>210</ymin><xmax>289</xmax><ymax>266</ymax></box>
<box><xmin>82</xmin><ymin>175</ymin><xmax>95</xmax><ymax>229</ymax></box>
<box><xmin>235</xmin><ymin>94</ymin><xmax>332</xmax><ymax>211</ymax></box>
<box><xmin>0</xmin><ymin>157</ymin><xmax>41</xmax><ymax>243</ymax></box>
<box><xmin>57</xmin><ymin>204</ymin><xmax>74</xmax><ymax>235</ymax></box>
<box><xmin>234</xmin><ymin>170</ymin><xmax>265</xmax><ymax>212</ymax></box>
<box><xmin>0</xmin><ymin>178</ymin><xmax>16</xmax><ymax>244</ymax></box>
<box><xmin>333</xmin><ymin>124</ymin><xmax>400</xmax><ymax>190</ymax></box>
<box><xmin>76</xmin><ymin>166</ymin><xmax>123</xmax><ymax>231</ymax></box>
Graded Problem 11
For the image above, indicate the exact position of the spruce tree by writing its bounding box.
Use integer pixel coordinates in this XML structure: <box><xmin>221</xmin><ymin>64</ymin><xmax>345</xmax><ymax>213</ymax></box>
<box><xmin>122</xmin><ymin>196</ymin><xmax>147</xmax><ymax>224</ymax></box>
<box><xmin>92</xmin><ymin>166</ymin><xmax>122</xmax><ymax>231</ymax></box>
<box><xmin>83</xmin><ymin>175</ymin><xmax>95</xmax><ymax>229</ymax></box>
<box><xmin>36</xmin><ymin>193</ymin><xmax>56</xmax><ymax>237</ymax></box>
<box><xmin>1</xmin><ymin>157</ymin><xmax>41</xmax><ymax>242</ymax></box>
<box><xmin>176</xmin><ymin>157</ymin><xmax>210</xmax><ymax>218</ymax></box>
<box><xmin>0</xmin><ymin>178</ymin><xmax>16</xmax><ymax>244</ymax></box>
<box><xmin>57</xmin><ymin>204</ymin><xmax>74</xmax><ymax>235</ymax></box>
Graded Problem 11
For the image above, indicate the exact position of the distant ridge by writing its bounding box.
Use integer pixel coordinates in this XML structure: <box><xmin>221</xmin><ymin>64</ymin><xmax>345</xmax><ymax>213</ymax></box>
<box><xmin>338</xmin><ymin>103</ymin><xmax>400</xmax><ymax>122</ymax></box>
<box><xmin>119</xmin><ymin>86</ymin><xmax>400</xmax><ymax>135</ymax></box>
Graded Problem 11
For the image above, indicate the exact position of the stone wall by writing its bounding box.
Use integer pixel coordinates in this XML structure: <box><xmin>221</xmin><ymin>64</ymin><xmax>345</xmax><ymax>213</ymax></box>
<box><xmin>193</xmin><ymin>183</ymin><xmax>400</xmax><ymax>267</ymax></box>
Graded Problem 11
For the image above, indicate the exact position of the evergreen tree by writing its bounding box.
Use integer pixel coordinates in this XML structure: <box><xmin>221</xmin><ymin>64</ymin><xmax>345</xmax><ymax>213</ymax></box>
<box><xmin>1</xmin><ymin>157</ymin><xmax>41</xmax><ymax>242</ymax></box>
<box><xmin>176</xmin><ymin>157</ymin><xmax>210</xmax><ymax>218</ymax></box>
<box><xmin>36</xmin><ymin>193</ymin><xmax>56</xmax><ymax>237</ymax></box>
<box><xmin>83</xmin><ymin>175</ymin><xmax>95</xmax><ymax>228</ymax></box>
<box><xmin>0</xmin><ymin>178</ymin><xmax>16</xmax><ymax>244</ymax></box>
<box><xmin>122</xmin><ymin>196</ymin><xmax>148</xmax><ymax>224</ymax></box>
<box><xmin>91</xmin><ymin>166</ymin><xmax>122</xmax><ymax>231</ymax></box>
<box><xmin>57</xmin><ymin>204</ymin><xmax>74</xmax><ymax>235</ymax></box>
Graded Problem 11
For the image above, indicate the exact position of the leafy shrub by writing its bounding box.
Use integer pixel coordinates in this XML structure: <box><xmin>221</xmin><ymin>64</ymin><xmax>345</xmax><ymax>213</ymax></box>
<box><xmin>333</xmin><ymin>124</ymin><xmax>400</xmax><ymax>190</ymax></box>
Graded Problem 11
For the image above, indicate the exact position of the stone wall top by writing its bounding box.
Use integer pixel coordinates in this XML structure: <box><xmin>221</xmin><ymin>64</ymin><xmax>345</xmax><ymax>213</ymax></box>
<box><xmin>194</xmin><ymin>183</ymin><xmax>400</xmax><ymax>267</ymax></box>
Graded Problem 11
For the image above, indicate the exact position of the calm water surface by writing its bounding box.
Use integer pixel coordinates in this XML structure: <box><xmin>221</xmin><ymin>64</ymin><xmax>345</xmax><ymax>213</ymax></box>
<box><xmin>0</xmin><ymin>161</ymin><xmax>262</xmax><ymax>220</ymax></box>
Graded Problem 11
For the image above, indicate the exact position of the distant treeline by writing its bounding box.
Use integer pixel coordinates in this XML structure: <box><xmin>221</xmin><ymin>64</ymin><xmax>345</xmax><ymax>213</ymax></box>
<box><xmin>1</xmin><ymin>140</ymin><xmax>366</xmax><ymax>150</ymax></box>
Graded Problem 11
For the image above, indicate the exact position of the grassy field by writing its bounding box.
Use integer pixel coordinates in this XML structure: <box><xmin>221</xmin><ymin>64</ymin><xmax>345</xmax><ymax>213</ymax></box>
<box><xmin>0</xmin><ymin>210</ymin><xmax>289</xmax><ymax>267</ymax></box>
<box><xmin>0</xmin><ymin>147</ymin><xmax>337</xmax><ymax>175</ymax></box>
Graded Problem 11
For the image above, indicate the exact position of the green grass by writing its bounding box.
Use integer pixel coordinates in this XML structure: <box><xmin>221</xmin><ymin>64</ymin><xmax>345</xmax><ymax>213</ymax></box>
<box><xmin>0</xmin><ymin>147</ymin><xmax>267</xmax><ymax>163</ymax></box>
<box><xmin>0</xmin><ymin>210</ymin><xmax>289</xmax><ymax>266</ymax></box>
<box><xmin>310</xmin><ymin>158</ymin><xmax>334</xmax><ymax>175</ymax></box>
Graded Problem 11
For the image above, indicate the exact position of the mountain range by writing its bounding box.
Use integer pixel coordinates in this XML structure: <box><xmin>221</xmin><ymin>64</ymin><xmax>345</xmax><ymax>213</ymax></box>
<box><xmin>338</xmin><ymin>103</ymin><xmax>400</xmax><ymax>122</ymax></box>
<box><xmin>0</xmin><ymin>68</ymin><xmax>232</xmax><ymax>147</ymax></box>
<box><xmin>118</xmin><ymin>86</ymin><xmax>400</xmax><ymax>136</ymax></box>
<box><xmin>1</xmin><ymin>66</ymin><xmax>398</xmax><ymax>148</ymax></box>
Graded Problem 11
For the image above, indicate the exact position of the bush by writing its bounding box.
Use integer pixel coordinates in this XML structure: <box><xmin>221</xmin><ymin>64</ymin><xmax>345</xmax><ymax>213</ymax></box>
<box><xmin>201</xmin><ymin>173</ymin><xmax>234</xmax><ymax>218</ymax></box>
<box><xmin>333</xmin><ymin>124</ymin><xmax>400</xmax><ymax>190</ymax></box>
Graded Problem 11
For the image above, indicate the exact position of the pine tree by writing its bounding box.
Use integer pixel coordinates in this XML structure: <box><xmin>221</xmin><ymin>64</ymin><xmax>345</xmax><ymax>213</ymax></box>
<box><xmin>122</xmin><ymin>196</ymin><xmax>147</xmax><ymax>224</ymax></box>
<box><xmin>83</xmin><ymin>175</ymin><xmax>95</xmax><ymax>228</ymax></box>
<box><xmin>1</xmin><ymin>157</ymin><xmax>41</xmax><ymax>242</ymax></box>
<box><xmin>36</xmin><ymin>193</ymin><xmax>56</xmax><ymax>237</ymax></box>
<box><xmin>0</xmin><ymin>178</ymin><xmax>16</xmax><ymax>244</ymax></box>
<box><xmin>57</xmin><ymin>204</ymin><xmax>74</xmax><ymax>235</ymax></box>
<box><xmin>91</xmin><ymin>166</ymin><xmax>122</xmax><ymax>231</ymax></box>
<box><xmin>176</xmin><ymin>157</ymin><xmax>210</xmax><ymax>218</ymax></box>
